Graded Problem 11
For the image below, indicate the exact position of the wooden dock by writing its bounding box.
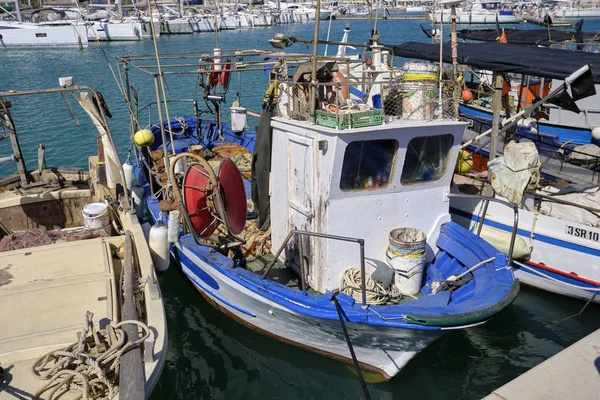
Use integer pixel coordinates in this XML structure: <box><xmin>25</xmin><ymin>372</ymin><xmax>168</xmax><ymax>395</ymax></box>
<box><xmin>485</xmin><ymin>328</ymin><xmax>600</xmax><ymax>399</ymax></box>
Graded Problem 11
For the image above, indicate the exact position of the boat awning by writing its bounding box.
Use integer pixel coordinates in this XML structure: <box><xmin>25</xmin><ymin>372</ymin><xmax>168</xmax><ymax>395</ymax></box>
<box><xmin>383</xmin><ymin>41</ymin><xmax>600</xmax><ymax>83</ymax></box>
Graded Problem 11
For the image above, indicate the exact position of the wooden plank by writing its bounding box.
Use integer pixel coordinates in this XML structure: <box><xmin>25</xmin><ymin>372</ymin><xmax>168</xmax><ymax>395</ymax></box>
<box><xmin>119</xmin><ymin>231</ymin><xmax>145</xmax><ymax>400</ymax></box>
<box><xmin>1</xmin><ymin>96</ymin><xmax>28</xmax><ymax>186</ymax></box>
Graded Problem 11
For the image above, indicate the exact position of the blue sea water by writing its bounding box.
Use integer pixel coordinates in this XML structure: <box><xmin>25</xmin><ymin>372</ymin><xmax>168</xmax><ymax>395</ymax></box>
<box><xmin>3</xmin><ymin>18</ymin><xmax>600</xmax><ymax>399</ymax></box>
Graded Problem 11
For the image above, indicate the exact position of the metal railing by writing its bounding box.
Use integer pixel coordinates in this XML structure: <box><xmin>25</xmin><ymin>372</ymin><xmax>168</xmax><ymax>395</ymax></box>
<box><xmin>448</xmin><ymin>193</ymin><xmax>520</xmax><ymax>268</ymax></box>
<box><xmin>263</xmin><ymin>229</ymin><xmax>368</xmax><ymax>308</ymax></box>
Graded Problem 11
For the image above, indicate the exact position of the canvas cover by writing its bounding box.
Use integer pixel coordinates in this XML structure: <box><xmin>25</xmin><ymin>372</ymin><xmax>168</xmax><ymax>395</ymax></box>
<box><xmin>488</xmin><ymin>141</ymin><xmax>541</xmax><ymax>204</ymax></box>
<box><xmin>539</xmin><ymin>185</ymin><xmax>600</xmax><ymax>227</ymax></box>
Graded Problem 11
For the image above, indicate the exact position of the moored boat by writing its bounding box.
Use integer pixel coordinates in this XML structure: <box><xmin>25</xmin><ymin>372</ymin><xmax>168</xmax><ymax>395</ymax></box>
<box><xmin>119</xmin><ymin>33</ymin><xmax>518</xmax><ymax>381</ymax></box>
<box><xmin>0</xmin><ymin>83</ymin><xmax>166</xmax><ymax>397</ymax></box>
<box><xmin>385</xmin><ymin>39</ymin><xmax>600</xmax><ymax>303</ymax></box>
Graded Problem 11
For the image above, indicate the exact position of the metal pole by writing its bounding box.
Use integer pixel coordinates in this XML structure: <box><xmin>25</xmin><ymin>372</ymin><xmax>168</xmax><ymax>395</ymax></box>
<box><xmin>358</xmin><ymin>239</ymin><xmax>367</xmax><ymax>308</ymax></box>
<box><xmin>451</xmin><ymin>4</ymin><xmax>459</xmax><ymax>117</ymax></box>
<box><xmin>310</xmin><ymin>0</ymin><xmax>322</xmax><ymax>123</ymax></box>
<box><xmin>489</xmin><ymin>74</ymin><xmax>503</xmax><ymax>162</ymax></box>
<box><xmin>451</xmin><ymin>4</ymin><xmax>457</xmax><ymax>80</ymax></box>
<box><xmin>438</xmin><ymin>5</ymin><xmax>444</xmax><ymax>117</ymax></box>
<box><xmin>153</xmin><ymin>75</ymin><xmax>171</xmax><ymax>174</ymax></box>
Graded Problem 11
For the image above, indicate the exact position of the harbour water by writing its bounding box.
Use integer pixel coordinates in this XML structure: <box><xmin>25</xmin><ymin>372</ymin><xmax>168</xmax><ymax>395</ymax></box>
<box><xmin>3</xmin><ymin>19</ymin><xmax>600</xmax><ymax>399</ymax></box>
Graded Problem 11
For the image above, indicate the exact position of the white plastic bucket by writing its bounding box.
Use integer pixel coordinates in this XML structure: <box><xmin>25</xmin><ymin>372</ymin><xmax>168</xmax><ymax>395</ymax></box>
<box><xmin>231</xmin><ymin>106</ymin><xmax>247</xmax><ymax>133</ymax></box>
<box><xmin>82</xmin><ymin>203</ymin><xmax>110</xmax><ymax>234</ymax></box>
<box><xmin>386</xmin><ymin>227</ymin><xmax>427</xmax><ymax>296</ymax></box>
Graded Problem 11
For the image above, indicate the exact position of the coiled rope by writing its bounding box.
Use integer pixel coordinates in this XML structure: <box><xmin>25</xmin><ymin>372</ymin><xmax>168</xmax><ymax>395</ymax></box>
<box><xmin>340</xmin><ymin>268</ymin><xmax>404</xmax><ymax>305</ymax></box>
<box><xmin>32</xmin><ymin>311</ymin><xmax>150</xmax><ymax>400</ymax></box>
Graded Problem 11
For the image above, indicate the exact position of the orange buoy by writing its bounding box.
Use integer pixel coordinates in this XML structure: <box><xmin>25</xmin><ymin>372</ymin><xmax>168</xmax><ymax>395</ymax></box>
<box><xmin>462</xmin><ymin>89</ymin><xmax>473</xmax><ymax>103</ymax></box>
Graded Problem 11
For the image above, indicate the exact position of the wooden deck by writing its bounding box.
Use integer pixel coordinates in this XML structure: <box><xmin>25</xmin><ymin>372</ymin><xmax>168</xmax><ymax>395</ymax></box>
<box><xmin>0</xmin><ymin>237</ymin><xmax>122</xmax><ymax>399</ymax></box>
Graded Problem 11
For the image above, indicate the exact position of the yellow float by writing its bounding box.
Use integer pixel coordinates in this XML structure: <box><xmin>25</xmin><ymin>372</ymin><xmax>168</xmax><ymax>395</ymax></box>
<box><xmin>134</xmin><ymin>129</ymin><xmax>155</xmax><ymax>147</ymax></box>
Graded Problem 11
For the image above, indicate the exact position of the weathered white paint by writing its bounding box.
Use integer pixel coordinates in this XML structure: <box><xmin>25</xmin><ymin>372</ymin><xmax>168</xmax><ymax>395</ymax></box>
<box><xmin>271</xmin><ymin>118</ymin><xmax>466</xmax><ymax>293</ymax></box>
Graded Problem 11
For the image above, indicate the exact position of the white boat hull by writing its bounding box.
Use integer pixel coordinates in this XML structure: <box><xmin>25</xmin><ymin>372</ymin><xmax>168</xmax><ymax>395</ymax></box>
<box><xmin>451</xmin><ymin>195</ymin><xmax>600</xmax><ymax>303</ymax></box>
<box><xmin>430</xmin><ymin>11</ymin><xmax>521</xmax><ymax>24</ymax></box>
<box><xmin>177</xmin><ymin>244</ymin><xmax>446</xmax><ymax>379</ymax></box>
<box><xmin>194</xmin><ymin>18</ymin><xmax>216</xmax><ymax>32</ymax></box>
<box><xmin>87</xmin><ymin>21</ymin><xmax>142</xmax><ymax>41</ymax></box>
<box><xmin>140</xmin><ymin>21</ymin><xmax>161</xmax><ymax>38</ymax></box>
<box><xmin>163</xmin><ymin>18</ymin><xmax>195</xmax><ymax>34</ymax></box>
<box><xmin>0</xmin><ymin>22</ymin><xmax>88</xmax><ymax>48</ymax></box>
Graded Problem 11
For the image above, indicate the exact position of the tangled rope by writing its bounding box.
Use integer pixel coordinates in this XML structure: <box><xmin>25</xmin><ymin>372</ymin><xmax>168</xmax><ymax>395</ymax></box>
<box><xmin>32</xmin><ymin>311</ymin><xmax>150</xmax><ymax>400</ymax></box>
<box><xmin>340</xmin><ymin>268</ymin><xmax>403</xmax><ymax>305</ymax></box>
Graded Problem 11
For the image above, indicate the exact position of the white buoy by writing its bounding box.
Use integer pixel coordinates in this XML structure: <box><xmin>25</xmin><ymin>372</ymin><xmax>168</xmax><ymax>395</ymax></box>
<box><xmin>122</xmin><ymin>162</ymin><xmax>134</xmax><ymax>191</ymax></box>
<box><xmin>592</xmin><ymin>127</ymin><xmax>600</xmax><ymax>141</ymax></box>
<box><xmin>167</xmin><ymin>210</ymin><xmax>181</xmax><ymax>243</ymax></box>
<box><xmin>149</xmin><ymin>222</ymin><xmax>170</xmax><ymax>272</ymax></box>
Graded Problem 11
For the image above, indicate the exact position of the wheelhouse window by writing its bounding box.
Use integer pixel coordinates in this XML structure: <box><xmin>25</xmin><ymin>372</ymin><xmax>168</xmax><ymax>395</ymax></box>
<box><xmin>401</xmin><ymin>134</ymin><xmax>454</xmax><ymax>185</ymax></box>
<box><xmin>340</xmin><ymin>139</ymin><xmax>397</xmax><ymax>191</ymax></box>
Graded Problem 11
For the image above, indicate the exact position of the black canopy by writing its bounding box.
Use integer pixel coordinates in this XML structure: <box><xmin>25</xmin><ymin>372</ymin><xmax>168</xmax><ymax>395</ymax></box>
<box><xmin>455</xmin><ymin>19</ymin><xmax>591</xmax><ymax>46</ymax></box>
<box><xmin>383</xmin><ymin>41</ymin><xmax>600</xmax><ymax>83</ymax></box>
<box><xmin>456</xmin><ymin>28</ymin><xmax>595</xmax><ymax>46</ymax></box>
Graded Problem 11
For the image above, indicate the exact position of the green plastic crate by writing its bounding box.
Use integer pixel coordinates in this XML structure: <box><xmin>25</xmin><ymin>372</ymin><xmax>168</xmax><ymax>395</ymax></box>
<box><xmin>315</xmin><ymin>109</ymin><xmax>383</xmax><ymax>130</ymax></box>
<box><xmin>315</xmin><ymin>110</ymin><xmax>351</xmax><ymax>129</ymax></box>
<box><xmin>350</xmin><ymin>109</ymin><xmax>384</xmax><ymax>128</ymax></box>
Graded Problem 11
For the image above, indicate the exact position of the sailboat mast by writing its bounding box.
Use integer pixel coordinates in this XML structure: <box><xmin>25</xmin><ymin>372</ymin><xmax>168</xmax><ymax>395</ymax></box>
<box><xmin>116</xmin><ymin>0</ymin><xmax>123</xmax><ymax>19</ymax></box>
<box><xmin>10</xmin><ymin>0</ymin><xmax>22</xmax><ymax>22</ymax></box>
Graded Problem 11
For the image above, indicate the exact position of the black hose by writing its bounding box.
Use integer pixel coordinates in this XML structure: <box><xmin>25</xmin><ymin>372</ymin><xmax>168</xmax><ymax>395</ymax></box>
<box><xmin>332</xmin><ymin>293</ymin><xmax>372</xmax><ymax>400</ymax></box>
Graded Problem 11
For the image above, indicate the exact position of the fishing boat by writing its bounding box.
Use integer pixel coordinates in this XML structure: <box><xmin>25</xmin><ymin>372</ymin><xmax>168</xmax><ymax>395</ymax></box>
<box><xmin>386</xmin><ymin>40</ymin><xmax>600</xmax><ymax>303</ymax></box>
<box><xmin>0</xmin><ymin>83</ymin><xmax>166</xmax><ymax>398</ymax></box>
<box><xmin>119</xmin><ymin>29</ymin><xmax>518</xmax><ymax>381</ymax></box>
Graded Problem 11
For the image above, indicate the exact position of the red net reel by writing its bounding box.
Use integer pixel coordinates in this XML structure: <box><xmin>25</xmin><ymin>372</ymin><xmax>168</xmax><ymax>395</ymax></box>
<box><xmin>182</xmin><ymin>158</ymin><xmax>246</xmax><ymax>238</ymax></box>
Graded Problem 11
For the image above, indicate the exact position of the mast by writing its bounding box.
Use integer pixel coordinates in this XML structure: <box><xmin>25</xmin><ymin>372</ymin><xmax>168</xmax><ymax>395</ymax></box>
<box><xmin>310</xmin><ymin>0</ymin><xmax>322</xmax><ymax>123</ymax></box>
<box><xmin>116</xmin><ymin>0</ymin><xmax>123</xmax><ymax>19</ymax></box>
<box><xmin>10</xmin><ymin>0</ymin><xmax>22</xmax><ymax>22</ymax></box>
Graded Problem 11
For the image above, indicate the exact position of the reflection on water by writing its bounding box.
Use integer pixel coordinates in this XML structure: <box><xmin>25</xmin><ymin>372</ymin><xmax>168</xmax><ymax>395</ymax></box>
<box><xmin>153</xmin><ymin>265</ymin><xmax>600</xmax><ymax>400</ymax></box>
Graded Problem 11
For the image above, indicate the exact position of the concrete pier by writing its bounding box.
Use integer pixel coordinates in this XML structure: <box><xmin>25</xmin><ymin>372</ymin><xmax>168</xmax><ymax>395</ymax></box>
<box><xmin>485</xmin><ymin>328</ymin><xmax>600</xmax><ymax>399</ymax></box>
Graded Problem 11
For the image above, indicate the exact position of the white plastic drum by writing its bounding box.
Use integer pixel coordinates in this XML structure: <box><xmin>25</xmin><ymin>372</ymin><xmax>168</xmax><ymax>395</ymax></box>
<box><xmin>230</xmin><ymin>106</ymin><xmax>247</xmax><ymax>133</ymax></box>
<box><xmin>402</xmin><ymin>61</ymin><xmax>438</xmax><ymax>121</ymax></box>
<box><xmin>386</xmin><ymin>227</ymin><xmax>427</xmax><ymax>296</ymax></box>
<box><xmin>82</xmin><ymin>203</ymin><xmax>110</xmax><ymax>234</ymax></box>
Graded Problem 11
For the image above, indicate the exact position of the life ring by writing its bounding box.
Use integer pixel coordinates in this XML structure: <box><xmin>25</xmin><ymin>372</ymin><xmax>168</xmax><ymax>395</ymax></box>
<box><xmin>220</xmin><ymin>62</ymin><xmax>231</xmax><ymax>90</ymax></box>
<box><xmin>209</xmin><ymin>62</ymin><xmax>231</xmax><ymax>89</ymax></box>
<box><xmin>209</xmin><ymin>64</ymin><xmax>219</xmax><ymax>88</ymax></box>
